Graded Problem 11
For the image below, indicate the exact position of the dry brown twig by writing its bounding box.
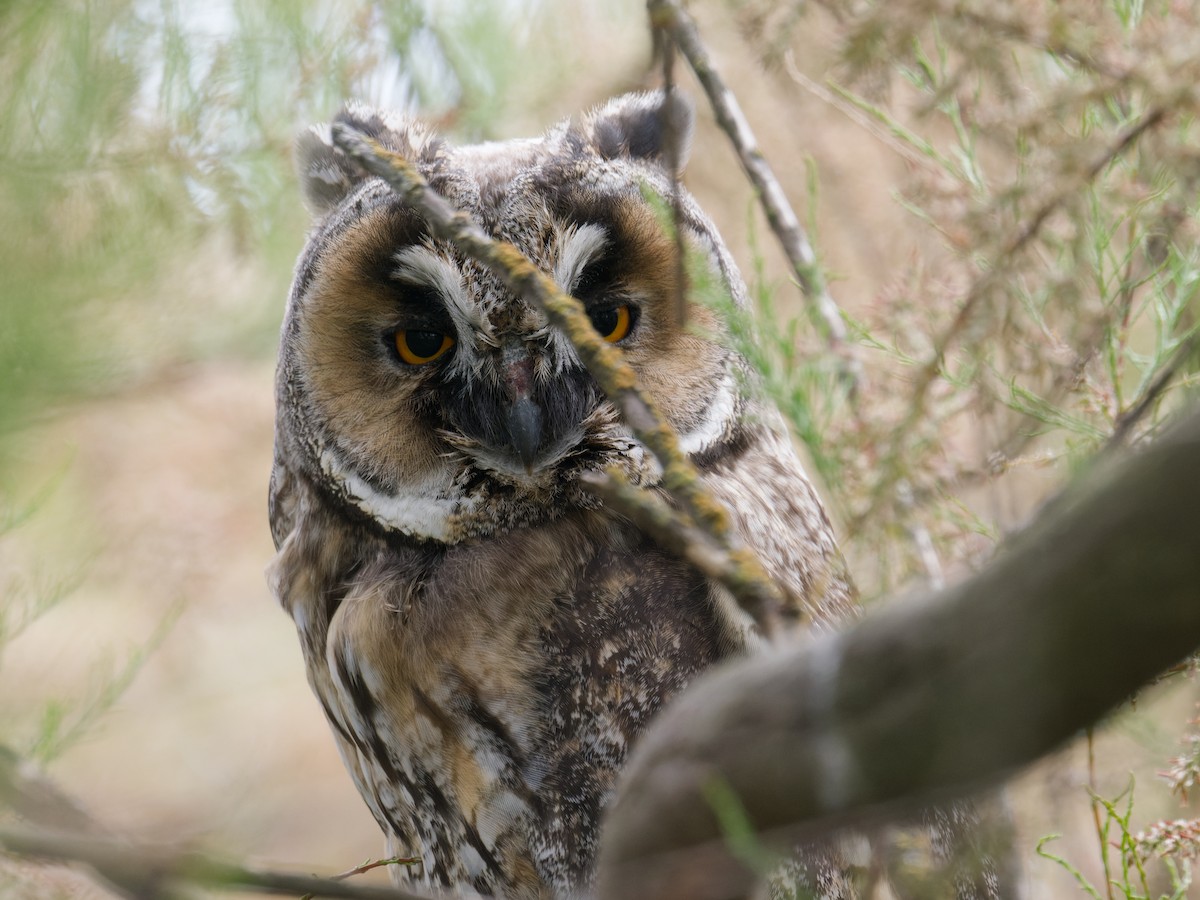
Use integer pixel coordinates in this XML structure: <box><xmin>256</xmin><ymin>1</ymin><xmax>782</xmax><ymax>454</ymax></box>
<box><xmin>1104</xmin><ymin>332</ymin><xmax>1199</xmax><ymax>454</ymax></box>
<box><xmin>647</xmin><ymin>0</ymin><xmax>862</xmax><ymax>393</ymax></box>
<box><xmin>329</xmin><ymin>120</ymin><xmax>789</xmax><ymax>635</ymax></box>
<box><xmin>298</xmin><ymin>856</ymin><xmax>422</xmax><ymax>900</ymax></box>
<box><xmin>851</xmin><ymin>103</ymin><xmax>1169</xmax><ymax>531</ymax></box>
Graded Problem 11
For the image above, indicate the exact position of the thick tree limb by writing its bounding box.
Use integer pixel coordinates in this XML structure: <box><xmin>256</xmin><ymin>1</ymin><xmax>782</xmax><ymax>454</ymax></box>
<box><xmin>595</xmin><ymin>406</ymin><xmax>1200</xmax><ymax>900</ymax></box>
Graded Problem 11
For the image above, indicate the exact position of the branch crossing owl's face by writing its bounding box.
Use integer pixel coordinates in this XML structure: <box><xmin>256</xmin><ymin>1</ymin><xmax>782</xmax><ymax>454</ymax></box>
<box><xmin>276</xmin><ymin>92</ymin><xmax>747</xmax><ymax>544</ymax></box>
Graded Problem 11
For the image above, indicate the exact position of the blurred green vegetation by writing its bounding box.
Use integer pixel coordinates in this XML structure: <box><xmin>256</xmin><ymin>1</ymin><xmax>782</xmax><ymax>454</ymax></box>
<box><xmin>0</xmin><ymin>0</ymin><xmax>642</xmax><ymax>445</ymax></box>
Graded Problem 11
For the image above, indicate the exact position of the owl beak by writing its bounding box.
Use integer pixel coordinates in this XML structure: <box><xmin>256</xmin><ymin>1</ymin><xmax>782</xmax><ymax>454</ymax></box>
<box><xmin>501</xmin><ymin>348</ymin><xmax>544</xmax><ymax>472</ymax></box>
<box><xmin>507</xmin><ymin>395</ymin><xmax>543</xmax><ymax>473</ymax></box>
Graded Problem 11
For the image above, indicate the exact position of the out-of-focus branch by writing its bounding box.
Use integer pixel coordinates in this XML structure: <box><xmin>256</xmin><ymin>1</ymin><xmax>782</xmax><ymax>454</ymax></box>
<box><xmin>330</xmin><ymin>122</ymin><xmax>788</xmax><ymax>635</ymax></box>
<box><xmin>647</xmin><ymin>0</ymin><xmax>860</xmax><ymax>392</ymax></box>
<box><xmin>0</xmin><ymin>825</ymin><xmax>429</xmax><ymax>900</ymax></box>
<box><xmin>595</xmin><ymin>405</ymin><xmax>1200</xmax><ymax>900</ymax></box>
<box><xmin>1105</xmin><ymin>331</ymin><xmax>1199</xmax><ymax>453</ymax></box>
<box><xmin>0</xmin><ymin>746</ymin><xmax>103</xmax><ymax>836</ymax></box>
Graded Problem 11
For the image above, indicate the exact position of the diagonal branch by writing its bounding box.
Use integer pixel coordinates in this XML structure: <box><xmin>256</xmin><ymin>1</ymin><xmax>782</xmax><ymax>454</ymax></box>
<box><xmin>579</xmin><ymin>468</ymin><xmax>782</xmax><ymax>632</ymax></box>
<box><xmin>1104</xmin><ymin>331</ymin><xmax>1199</xmax><ymax>453</ymax></box>
<box><xmin>329</xmin><ymin>122</ymin><xmax>787</xmax><ymax>635</ymax></box>
<box><xmin>648</xmin><ymin>0</ymin><xmax>860</xmax><ymax>391</ymax></box>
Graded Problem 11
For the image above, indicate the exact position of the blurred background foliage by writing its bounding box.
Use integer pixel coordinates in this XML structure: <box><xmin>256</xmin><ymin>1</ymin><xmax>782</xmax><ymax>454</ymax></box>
<box><xmin>1</xmin><ymin>0</ymin><xmax>1199</xmax><ymax>897</ymax></box>
<box><xmin>0</xmin><ymin>0</ymin><xmax>621</xmax><ymax>442</ymax></box>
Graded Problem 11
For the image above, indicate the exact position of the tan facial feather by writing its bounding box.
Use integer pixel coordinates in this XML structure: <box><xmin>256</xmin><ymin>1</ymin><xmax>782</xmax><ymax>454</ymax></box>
<box><xmin>300</xmin><ymin>210</ymin><xmax>449</xmax><ymax>490</ymax></box>
<box><xmin>602</xmin><ymin>197</ymin><xmax>728</xmax><ymax>439</ymax></box>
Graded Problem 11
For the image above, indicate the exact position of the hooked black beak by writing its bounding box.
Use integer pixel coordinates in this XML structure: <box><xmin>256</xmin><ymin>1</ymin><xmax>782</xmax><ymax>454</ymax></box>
<box><xmin>507</xmin><ymin>395</ymin><xmax>543</xmax><ymax>473</ymax></box>
<box><xmin>441</xmin><ymin>341</ymin><xmax>596</xmax><ymax>476</ymax></box>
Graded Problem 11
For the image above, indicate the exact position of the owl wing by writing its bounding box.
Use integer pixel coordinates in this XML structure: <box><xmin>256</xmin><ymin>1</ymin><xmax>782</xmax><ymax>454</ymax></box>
<box><xmin>698</xmin><ymin>415</ymin><xmax>859</xmax><ymax>637</ymax></box>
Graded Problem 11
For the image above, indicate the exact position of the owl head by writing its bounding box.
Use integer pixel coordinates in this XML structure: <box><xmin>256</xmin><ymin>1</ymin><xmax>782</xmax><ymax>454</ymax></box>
<box><xmin>275</xmin><ymin>92</ymin><xmax>751</xmax><ymax>544</ymax></box>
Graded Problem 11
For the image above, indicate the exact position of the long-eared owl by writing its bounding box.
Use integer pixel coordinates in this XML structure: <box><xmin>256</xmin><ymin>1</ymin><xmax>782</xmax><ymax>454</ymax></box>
<box><xmin>269</xmin><ymin>91</ymin><xmax>884</xmax><ymax>898</ymax></box>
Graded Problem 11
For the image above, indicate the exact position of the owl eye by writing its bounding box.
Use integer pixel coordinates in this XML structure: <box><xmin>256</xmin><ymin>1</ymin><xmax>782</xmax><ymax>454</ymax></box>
<box><xmin>395</xmin><ymin>329</ymin><xmax>455</xmax><ymax>365</ymax></box>
<box><xmin>588</xmin><ymin>304</ymin><xmax>635</xmax><ymax>343</ymax></box>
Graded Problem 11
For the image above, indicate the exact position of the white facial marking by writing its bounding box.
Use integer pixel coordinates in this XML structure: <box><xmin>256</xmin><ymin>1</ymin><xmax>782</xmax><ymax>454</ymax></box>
<box><xmin>320</xmin><ymin>445</ymin><xmax>466</xmax><ymax>542</ymax></box>
<box><xmin>554</xmin><ymin>222</ymin><xmax>608</xmax><ymax>294</ymax></box>
<box><xmin>545</xmin><ymin>223</ymin><xmax>609</xmax><ymax>371</ymax></box>
<box><xmin>678</xmin><ymin>370</ymin><xmax>736</xmax><ymax>456</ymax></box>
<box><xmin>394</xmin><ymin>245</ymin><xmax>483</xmax><ymax>335</ymax></box>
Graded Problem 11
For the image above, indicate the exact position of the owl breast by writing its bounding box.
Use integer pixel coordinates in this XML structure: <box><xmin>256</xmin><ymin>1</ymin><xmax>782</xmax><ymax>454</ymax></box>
<box><xmin>270</xmin><ymin>481</ymin><xmax>727</xmax><ymax>898</ymax></box>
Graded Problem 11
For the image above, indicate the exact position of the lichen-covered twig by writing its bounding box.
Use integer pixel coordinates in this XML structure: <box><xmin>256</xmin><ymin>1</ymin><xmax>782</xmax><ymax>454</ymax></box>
<box><xmin>647</xmin><ymin>0</ymin><xmax>860</xmax><ymax>391</ymax></box>
<box><xmin>330</xmin><ymin>123</ymin><xmax>787</xmax><ymax>634</ymax></box>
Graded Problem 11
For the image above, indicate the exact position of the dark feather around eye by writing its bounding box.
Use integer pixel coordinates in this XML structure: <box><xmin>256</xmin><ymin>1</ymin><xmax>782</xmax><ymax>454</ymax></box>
<box><xmin>572</xmin><ymin>253</ymin><xmax>619</xmax><ymax>300</ymax></box>
<box><xmin>397</xmin><ymin>283</ymin><xmax>444</xmax><ymax>309</ymax></box>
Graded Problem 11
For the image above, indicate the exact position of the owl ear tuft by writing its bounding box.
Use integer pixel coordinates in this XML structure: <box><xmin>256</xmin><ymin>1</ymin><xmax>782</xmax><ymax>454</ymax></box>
<box><xmin>295</xmin><ymin>124</ymin><xmax>358</xmax><ymax>217</ymax></box>
<box><xmin>581</xmin><ymin>91</ymin><xmax>694</xmax><ymax>172</ymax></box>
<box><xmin>295</xmin><ymin>102</ymin><xmax>437</xmax><ymax>217</ymax></box>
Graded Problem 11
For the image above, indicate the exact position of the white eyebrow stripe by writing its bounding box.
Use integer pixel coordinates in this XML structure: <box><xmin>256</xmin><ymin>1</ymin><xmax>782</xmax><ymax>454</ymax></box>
<box><xmin>554</xmin><ymin>222</ymin><xmax>609</xmax><ymax>294</ymax></box>
<box><xmin>393</xmin><ymin>245</ymin><xmax>486</xmax><ymax>339</ymax></box>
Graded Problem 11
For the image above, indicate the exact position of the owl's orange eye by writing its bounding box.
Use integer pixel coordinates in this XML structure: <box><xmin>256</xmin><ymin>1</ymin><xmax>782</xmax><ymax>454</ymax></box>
<box><xmin>589</xmin><ymin>304</ymin><xmax>634</xmax><ymax>343</ymax></box>
<box><xmin>395</xmin><ymin>330</ymin><xmax>454</xmax><ymax>365</ymax></box>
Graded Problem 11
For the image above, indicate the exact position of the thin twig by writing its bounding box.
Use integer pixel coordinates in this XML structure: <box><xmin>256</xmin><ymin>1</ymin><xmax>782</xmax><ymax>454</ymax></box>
<box><xmin>1087</xmin><ymin>729</ymin><xmax>1117</xmax><ymax>900</ymax></box>
<box><xmin>329</xmin><ymin>123</ymin><xmax>787</xmax><ymax>635</ymax></box>
<box><xmin>853</xmin><ymin>104</ymin><xmax>1168</xmax><ymax>531</ymax></box>
<box><xmin>0</xmin><ymin>825</ymin><xmax>431</xmax><ymax>900</ymax></box>
<box><xmin>300</xmin><ymin>856</ymin><xmax>421</xmax><ymax>900</ymax></box>
<box><xmin>647</xmin><ymin>0</ymin><xmax>861</xmax><ymax>392</ymax></box>
<box><xmin>782</xmin><ymin>54</ymin><xmax>942</xmax><ymax>173</ymax></box>
<box><xmin>949</xmin><ymin>7</ymin><xmax>1131</xmax><ymax>83</ymax></box>
<box><xmin>896</xmin><ymin>480</ymin><xmax>945</xmax><ymax>590</ymax></box>
<box><xmin>1105</xmin><ymin>332</ymin><xmax>1198</xmax><ymax>453</ymax></box>
<box><xmin>651</xmin><ymin>12</ymin><xmax>690</xmax><ymax>329</ymax></box>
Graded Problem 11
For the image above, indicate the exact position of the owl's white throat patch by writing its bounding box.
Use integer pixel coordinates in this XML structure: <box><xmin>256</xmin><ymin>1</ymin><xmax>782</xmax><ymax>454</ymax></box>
<box><xmin>319</xmin><ymin>444</ymin><xmax>467</xmax><ymax>542</ymax></box>
<box><xmin>678</xmin><ymin>369</ymin><xmax>737</xmax><ymax>456</ymax></box>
